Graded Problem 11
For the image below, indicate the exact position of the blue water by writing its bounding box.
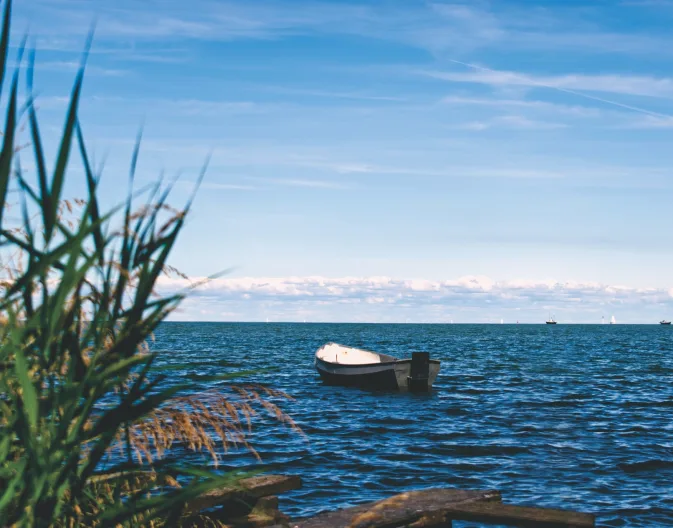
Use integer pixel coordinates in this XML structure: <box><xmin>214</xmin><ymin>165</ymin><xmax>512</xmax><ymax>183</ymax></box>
<box><xmin>151</xmin><ymin>323</ymin><xmax>673</xmax><ymax>527</ymax></box>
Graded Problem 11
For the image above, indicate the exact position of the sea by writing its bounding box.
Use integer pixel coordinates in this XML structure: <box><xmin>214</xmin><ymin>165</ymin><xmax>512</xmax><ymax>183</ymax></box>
<box><xmin>151</xmin><ymin>322</ymin><xmax>673</xmax><ymax>527</ymax></box>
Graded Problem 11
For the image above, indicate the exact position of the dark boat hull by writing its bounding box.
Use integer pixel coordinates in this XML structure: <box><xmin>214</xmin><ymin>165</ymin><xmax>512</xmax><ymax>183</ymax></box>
<box><xmin>316</xmin><ymin>362</ymin><xmax>399</xmax><ymax>390</ymax></box>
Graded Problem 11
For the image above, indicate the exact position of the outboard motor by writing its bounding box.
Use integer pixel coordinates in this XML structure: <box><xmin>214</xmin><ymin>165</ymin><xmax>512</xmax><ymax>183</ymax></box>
<box><xmin>407</xmin><ymin>351</ymin><xmax>430</xmax><ymax>392</ymax></box>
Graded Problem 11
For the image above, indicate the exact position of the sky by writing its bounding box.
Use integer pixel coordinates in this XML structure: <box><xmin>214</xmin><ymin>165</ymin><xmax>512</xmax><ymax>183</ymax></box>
<box><xmin>11</xmin><ymin>0</ymin><xmax>673</xmax><ymax>322</ymax></box>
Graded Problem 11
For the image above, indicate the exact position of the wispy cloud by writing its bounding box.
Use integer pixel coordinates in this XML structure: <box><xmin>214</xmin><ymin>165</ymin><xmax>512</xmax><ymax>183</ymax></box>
<box><xmin>621</xmin><ymin>115</ymin><xmax>673</xmax><ymax>128</ymax></box>
<box><xmin>62</xmin><ymin>95</ymin><xmax>269</xmax><ymax>116</ymax></box>
<box><xmin>29</xmin><ymin>95</ymin><xmax>71</xmax><ymax>110</ymax></box>
<box><xmin>38</xmin><ymin>60</ymin><xmax>128</xmax><ymax>76</ymax></box>
<box><xmin>440</xmin><ymin>96</ymin><xmax>604</xmax><ymax>117</ymax></box>
<box><xmin>199</xmin><ymin>182</ymin><xmax>259</xmax><ymax>191</ymax></box>
<box><xmin>292</xmin><ymin>159</ymin><xmax>567</xmax><ymax>179</ymax></box>
<box><xmin>249</xmin><ymin>177</ymin><xmax>350</xmax><ymax>190</ymax></box>
<box><xmin>454</xmin><ymin>114</ymin><xmax>568</xmax><ymax>131</ymax></box>
<box><xmin>425</xmin><ymin>64</ymin><xmax>673</xmax><ymax>104</ymax></box>
<box><xmin>620</xmin><ymin>0</ymin><xmax>673</xmax><ymax>7</ymax></box>
<box><xmin>260</xmin><ymin>86</ymin><xmax>405</xmax><ymax>102</ymax></box>
<box><xmin>110</xmin><ymin>52</ymin><xmax>189</xmax><ymax>64</ymax></box>
<box><xmin>167</xmin><ymin>99</ymin><xmax>261</xmax><ymax>115</ymax></box>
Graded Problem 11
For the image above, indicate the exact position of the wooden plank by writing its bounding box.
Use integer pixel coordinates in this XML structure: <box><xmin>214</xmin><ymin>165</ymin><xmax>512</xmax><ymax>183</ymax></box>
<box><xmin>445</xmin><ymin>502</ymin><xmax>595</xmax><ymax>528</ymax></box>
<box><xmin>184</xmin><ymin>474</ymin><xmax>302</xmax><ymax>515</ymax></box>
<box><xmin>294</xmin><ymin>488</ymin><xmax>501</xmax><ymax>528</ymax></box>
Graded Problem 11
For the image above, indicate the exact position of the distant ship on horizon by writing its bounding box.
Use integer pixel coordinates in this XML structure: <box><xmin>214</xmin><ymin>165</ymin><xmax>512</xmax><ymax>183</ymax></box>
<box><xmin>610</xmin><ymin>315</ymin><xmax>616</xmax><ymax>325</ymax></box>
<box><xmin>660</xmin><ymin>320</ymin><xmax>671</xmax><ymax>325</ymax></box>
<box><xmin>545</xmin><ymin>314</ymin><xmax>557</xmax><ymax>325</ymax></box>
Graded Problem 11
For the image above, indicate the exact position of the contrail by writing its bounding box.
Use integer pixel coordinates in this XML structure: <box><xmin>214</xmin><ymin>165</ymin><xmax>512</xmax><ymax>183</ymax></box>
<box><xmin>447</xmin><ymin>58</ymin><xmax>672</xmax><ymax>120</ymax></box>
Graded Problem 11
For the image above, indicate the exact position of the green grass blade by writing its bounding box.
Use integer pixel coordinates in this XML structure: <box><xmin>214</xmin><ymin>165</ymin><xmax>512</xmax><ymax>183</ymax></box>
<box><xmin>184</xmin><ymin>152</ymin><xmax>210</xmax><ymax>213</ymax></box>
<box><xmin>76</xmin><ymin>122</ymin><xmax>104</xmax><ymax>257</ymax></box>
<box><xmin>0</xmin><ymin>59</ymin><xmax>18</xmax><ymax>228</ymax></box>
<box><xmin>111</xmin><ymin>128</ymin><xmax>143</xmax><ymax>318</ymax></box>
<box><xmin>17</xmin><ymin>185</ymin><xmax>35</xmax><ymax>317</ymax></box>
<box><xmin>26</xmin><ymin>47</ymin><xmax>51</xmax><ymax>231</ymax></box>
<box><xmin>0</xmin><ymin>459</ymin><xmax>26</xmax><ymax>520</ymax></box>
<box><xmin>13</xmin><ymin>346</ymin><xmax>38</xmax><ymax>433</ymax></box>
<box><xmin>47</xmin><ymin>33</ymin><xmax>91</xmax><ymax>241</ymax></box>
<box><xmin>0</xmin><ymin>0</ymin><xmax>12</xmax><ymax>98</ymax></box>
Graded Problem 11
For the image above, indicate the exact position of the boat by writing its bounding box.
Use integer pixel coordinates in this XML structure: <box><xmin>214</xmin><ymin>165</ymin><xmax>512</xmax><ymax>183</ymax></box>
<box><xmin>610</xmin><ymin>315</ymin><xmax>616</xmax><ymax>325</ymax></box>
<box><xmin>660</xmin><ymin>320</ymin><xmax>671</xmax><ymax>325</ymax></box>
<box><xmin>545</xmin><ymin>314</ymin><xmax>557</xmax><ymax>325</ymax></box>
<box><xmin>314</xmin><ymin>342</ymin><xmax>441</xmax><ymax>391</ymax></box>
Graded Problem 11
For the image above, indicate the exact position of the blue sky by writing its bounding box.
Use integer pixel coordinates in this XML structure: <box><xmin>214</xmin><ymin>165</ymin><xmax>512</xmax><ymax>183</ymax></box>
<box><xmin>13</xmin><ymin>0</ymin><xmax>673</xmax><ymax>322</ymax></box>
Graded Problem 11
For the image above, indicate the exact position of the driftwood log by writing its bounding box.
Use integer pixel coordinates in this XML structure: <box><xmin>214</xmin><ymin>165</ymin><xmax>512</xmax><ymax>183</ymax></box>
<box><xmin>294</xmin><ymin>489</ymin><xmax>500</xmax><ymax>528</ymax></box>
<box><xmin>184</xmin><ymin>474</ymin><xmax>302</xmax><ymax>515</ymax></box>
<box><xmin>442</xmin><ymin>501</ymin><xmax>595</xmax><ymax>528</ymax></box>
<box><xmin>293</xmin><ymin>488</ymin><xmax>595</xmax><ymax>528</ymax></box>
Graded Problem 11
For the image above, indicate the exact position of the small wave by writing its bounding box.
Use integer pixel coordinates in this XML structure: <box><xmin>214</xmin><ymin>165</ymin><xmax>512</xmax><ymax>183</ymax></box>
<box><xmin>622</xmin><ymin>400</ymin><xmax>673</xmax><ymax>408</ymax></box>
<box><xmin>618</xmin><ymin>460</ymin><xmax>673</xmax><ymax>473</ymax></box>
<box><xmin>548</xmin><ymin>442</ymin><xmax>586</xmax><ymax>451</ymax></box>
<box><xmin>341</xmin><ymin>426</ymin><xmax>399</xmax><ymax>436</ymax></box>
<box><xmin>377</xmin><ymin>453</ymin><xmax>420</xmax><ymax>463</ymax></box>
<box><xmin>518</xmin><ymin>400</ymin><xmax>583</xmax><ymax>408</ymax></box>
<box><xmin>368</xmin><ymin>417</ymin><xmax>416</xmax><ymax>426</ymax></box>
<box><xmin>460</xmin><ymin>375</ymin><xmax>487</xmax><ymax>382</ymax></box>
<box><xmin>459</xmin><ymin>388</ymin><xmax>504</xmax><ymax>395</ymax></box>
<box><xmin>618</xmin><ymin>425</ymin><xmax>652</xmax><ymax>433</ymax></box>
<box><xmin>443</xmin><ymin>461</ymin><xmax>501</xmax><ymax>472</ymax></box>
<box><xmin>642</xmin><ymin>365</ymin><xmax>673</xmax><ymax>374</ymax></box>
<box><xmin>560</xmin><ymin>392</ymin><xmax>593</xmax><ymax>401</ymax></box>
<box><xmin>516</xmin><ymin>425</ymin><xmax>543</xmax><ymax>432</ymax></box>
<box><xmin>442</xmin><ymin>444</ymin><xmax>530</xmax><ymax>457</ymax></box>
<box><xmin>444</xmin><ymin>406</ymin><xmax>468</xmax><ymax>416</ymax></box>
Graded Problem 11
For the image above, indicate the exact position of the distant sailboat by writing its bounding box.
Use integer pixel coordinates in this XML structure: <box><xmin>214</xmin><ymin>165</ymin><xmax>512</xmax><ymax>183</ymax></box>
<box><xmin>500</xmin><ymin>319</ymin><xmax>504</xmax><ymax>324</ymax></box>
<box><xmin>601</xmin><ymin>316</ymin><xmax>605</xmax><ymax>325</ymax></box>
<box><xmin>610</xmin><ymin>315</ymin><xmax>616</xmax><ymax>325</ymax></box>
<box><xmin>545</xmin><ymin>313</ymin><xmax>557</xmax><ymax>325</ymax></box>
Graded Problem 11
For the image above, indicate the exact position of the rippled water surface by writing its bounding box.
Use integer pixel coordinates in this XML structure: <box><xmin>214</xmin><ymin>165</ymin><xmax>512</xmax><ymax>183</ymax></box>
<box><xmin>151</xmin><ymin>323</ymin><xmax>673</xmax><ymax>527</ymax></box>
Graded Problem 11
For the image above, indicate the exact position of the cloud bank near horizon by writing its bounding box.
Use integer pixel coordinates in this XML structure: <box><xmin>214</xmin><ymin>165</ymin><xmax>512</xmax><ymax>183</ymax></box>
<box><xmin>159</xmin><ymin>275</ymin><xmax>673</xmax><ymax>324</ymax></box>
